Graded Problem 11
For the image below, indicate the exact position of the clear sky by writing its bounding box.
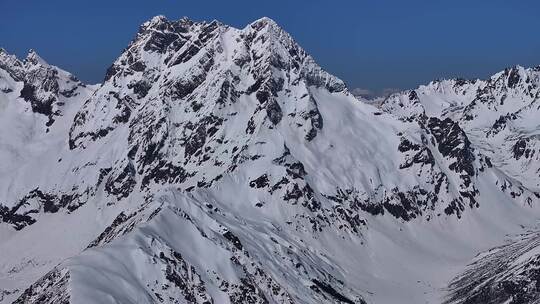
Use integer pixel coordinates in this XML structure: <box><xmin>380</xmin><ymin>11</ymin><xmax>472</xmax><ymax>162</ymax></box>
<box><xmin>1</xmin><ymin>0</ymin><xmax>539</xmax><ymax>94</ymax></box>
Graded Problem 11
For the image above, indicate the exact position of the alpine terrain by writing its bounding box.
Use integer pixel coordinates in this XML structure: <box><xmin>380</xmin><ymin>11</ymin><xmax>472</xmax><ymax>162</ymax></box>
<box><xmin>1</xmin><ymin>16</ymin><xmax>540</xmax><ymax>304</ymax></box>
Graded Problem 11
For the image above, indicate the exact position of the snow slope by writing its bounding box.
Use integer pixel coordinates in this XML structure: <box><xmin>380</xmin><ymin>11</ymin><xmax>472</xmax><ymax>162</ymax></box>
<box><xmin>1</xmin><ymin>17</ymin><xmax>540</xmax><ymax>304</ymax></box>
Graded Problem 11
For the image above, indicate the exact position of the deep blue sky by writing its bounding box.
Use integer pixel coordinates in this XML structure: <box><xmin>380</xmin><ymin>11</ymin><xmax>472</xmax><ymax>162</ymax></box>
<box><xmin>1</xmin><ymin>0</ymin><xmax>539</xmax><ymax>93</ymax></box>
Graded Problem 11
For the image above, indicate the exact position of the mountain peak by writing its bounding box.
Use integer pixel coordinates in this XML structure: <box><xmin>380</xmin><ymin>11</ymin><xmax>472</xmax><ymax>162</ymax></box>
<box><xmin>251</xmin><ymin>16</ymin><xmax>279</xmax><ymax>27</ymax></box>
<box><xmin>140</xmin><ymin>15</ymin><xmax>198</xmax><ymax>31</ymax></box>
<box><xmin>178</xmin><ymin>16</ymin><xmax>194</xmax><ymax>24</ymax></box>
<box><xmin>25</xmin><ymin>49</ymin><xmax>48</xmax><ymax>66</ymax></box>
<box><xmin>247</xmin><ymin>16</ymin><xmax>283</xmax><ymax>34</ymax></box>
<box><xmin>0</xmin><ymin>48</ymin><xmax>11</xmax><ymax>63</ymax></box>
<box><xmin>145</xmin><ymin>15</ymin><xmax>168</xmax><ymax>26</ymax></box>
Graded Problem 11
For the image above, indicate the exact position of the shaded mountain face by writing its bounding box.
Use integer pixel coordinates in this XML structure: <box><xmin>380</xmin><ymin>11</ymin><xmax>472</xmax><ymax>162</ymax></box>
<box><xmin>0</xmin><ymin>16</ymin><xmax>540</xmax><ymax>304</ymax></box>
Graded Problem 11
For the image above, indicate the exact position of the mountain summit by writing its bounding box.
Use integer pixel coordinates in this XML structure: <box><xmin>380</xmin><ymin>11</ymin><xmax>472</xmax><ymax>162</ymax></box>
<box><xmin>1</xmin><ymin>16</ymin><xmax>540</xmax><ymax>304</ymax></box>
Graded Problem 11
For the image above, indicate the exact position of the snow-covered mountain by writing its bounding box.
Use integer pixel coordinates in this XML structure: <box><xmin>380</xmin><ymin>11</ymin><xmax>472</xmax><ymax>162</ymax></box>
<box><xmin>380</xmin><ymin>66</ymin><xmax>540</xmax><ymax>303</ymax></box>
<box><xmin>1</xmin><ymin>16</ymin><xmax>539</xmax><ymax>304</ymax></box>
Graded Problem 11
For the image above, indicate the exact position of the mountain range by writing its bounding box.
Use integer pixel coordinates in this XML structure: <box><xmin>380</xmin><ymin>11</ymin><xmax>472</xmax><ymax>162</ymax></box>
<box><xmin>1</xmin><ymin>16</ymin><xmax>540</xmax><ymax>304</ymax></box>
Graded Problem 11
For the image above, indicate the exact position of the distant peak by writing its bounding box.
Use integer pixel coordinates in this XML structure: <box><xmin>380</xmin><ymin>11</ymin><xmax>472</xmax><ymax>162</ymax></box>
<box><xmin>25</xmin><ymin>49</ymin><xmax>48</xmax><ymax>66</ymax></box>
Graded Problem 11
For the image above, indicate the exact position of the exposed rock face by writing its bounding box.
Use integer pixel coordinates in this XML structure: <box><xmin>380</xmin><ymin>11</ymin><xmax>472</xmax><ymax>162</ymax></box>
<box><xmin>1</xmin><ymin>16</ymin><xmax>540</xmax><ymax>304</ymax></box>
